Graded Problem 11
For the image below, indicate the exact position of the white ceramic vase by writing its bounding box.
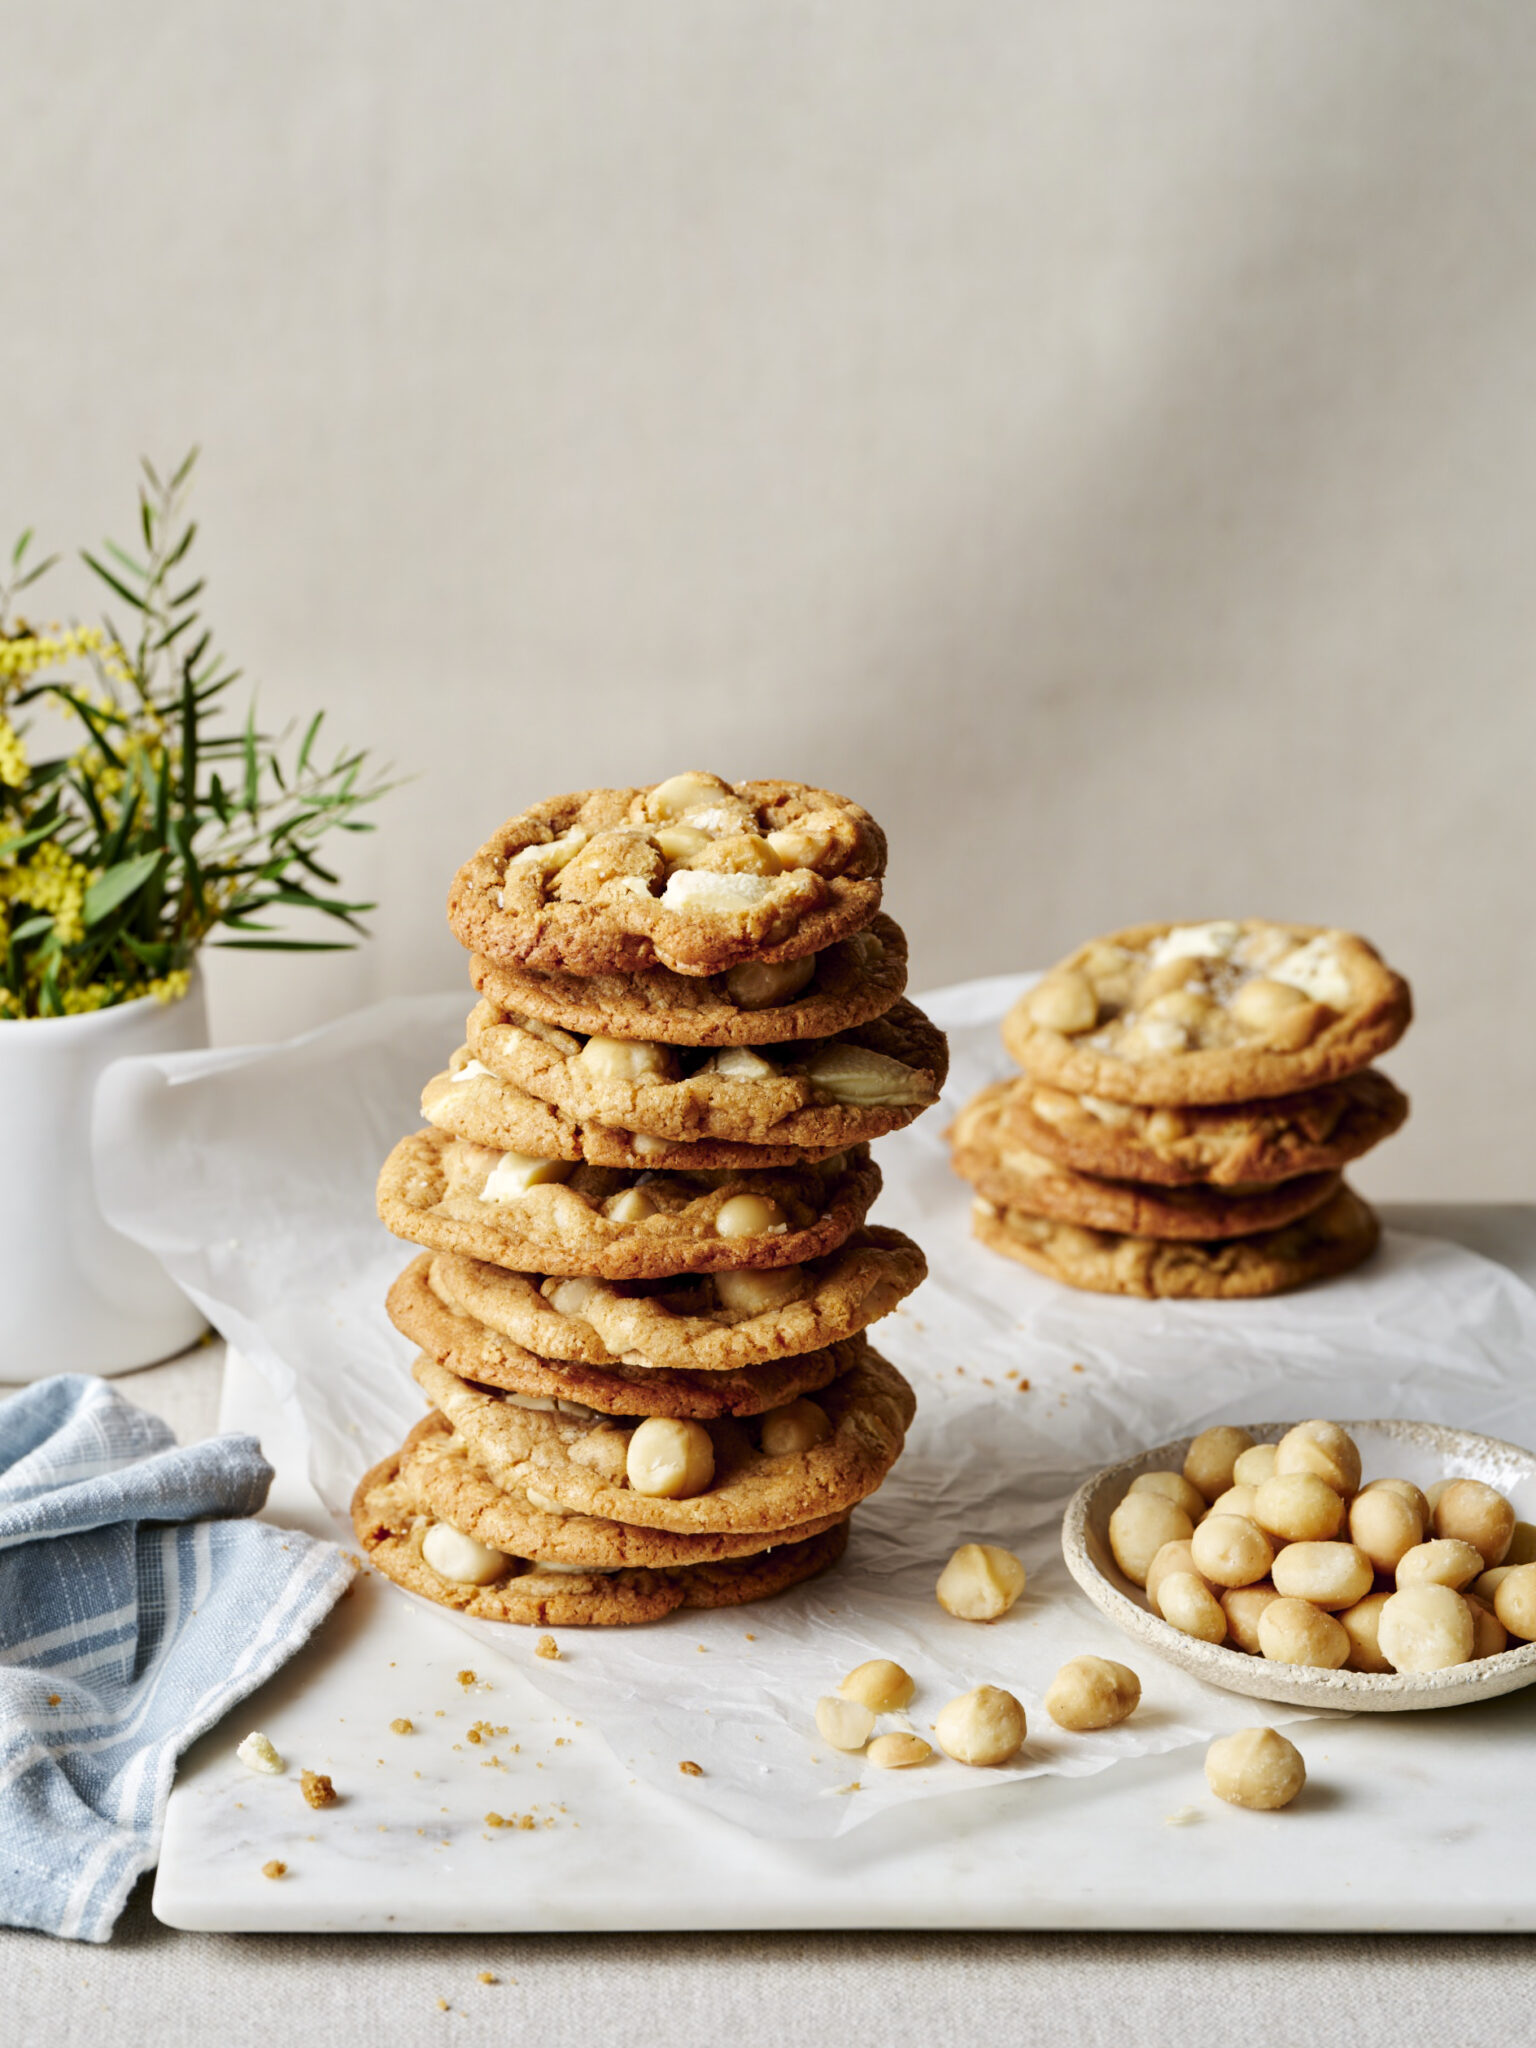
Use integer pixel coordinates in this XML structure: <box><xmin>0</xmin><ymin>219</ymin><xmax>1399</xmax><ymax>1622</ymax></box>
<box><xmin>0</xmin><ymin>970</ymin><xmax>209</xmax><ymax>1379</ymax></box>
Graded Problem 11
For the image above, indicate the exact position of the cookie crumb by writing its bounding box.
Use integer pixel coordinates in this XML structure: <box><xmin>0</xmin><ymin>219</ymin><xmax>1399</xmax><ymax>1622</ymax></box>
<box><xmin>485</xmin><ymin>1812</ymin><xmax>506</xmax><ymax>1828</ymax></box>
<box><xmin>1072</xmin><ymin>1362</ymin><xmax>1086</xmax><ymax>1375</ymax></box>
<box><xmin>678</xmin><ymin>1760</ymin><xmax>703</xmax><ymax>1777</ymax></box>
<box><xmin>1017</xmin><ymin>1379</ymin><xmax>1031</xmax><ymax>1392</ymax></box>
<box><xmin>47</xmin><ymin>1694</ymin><xmax>61</xmax><ymax>1708</ymax></box>
<box><xmin>236</xmin><ymin>1731</ymin><xmax>285</xmax><ymax>1775</ymax></box>
<box><xmin>477</xmin><ymin>1972</ymin><xmax>497</xmax><ymax>1985</ymax></box>
<box><xmin>261</xmin><ymin>1859</ymin><xmax>287</xmax><ymax>1880</ymax></box>
<box><xmin>535</xmin><ymin>1635</ymin><xmax>559</xmax><ymax>1660</ymax></box>
<box><xmin>390</xmin><ymin>1718</ymin><xmax>413</xmax><ymax>1735</ymax></box>
<box><xmin>744</xmin><ymin>1632</ymin><xmax>756</xmax><ymax>1641</ymax></box>
<box><xmin>436</xmin><ymin>1997</ymin><xmax>449</xmax><ymax>2012</ymax></box>
<box><xmin>456</xmin><ymin>1669</ymin><xmax>477</xmax><ymax>1688</ymax></box>
<box><xmin>300</xmin><ymin>1770</ymin><xmax>338</xmax><ymax>1810</ymax></box>
<box><xmin>832</xmin><ymin>1781</ymin><xmax>861</xmax><ymax>1795</ymax></box>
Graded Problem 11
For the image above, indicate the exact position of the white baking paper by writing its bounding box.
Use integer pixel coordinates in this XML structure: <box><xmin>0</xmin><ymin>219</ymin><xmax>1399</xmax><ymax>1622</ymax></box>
<box><xmin>95</xmin><ymin>975</ymin><xmax>1536</xmax><ymax>1839</ymax></box>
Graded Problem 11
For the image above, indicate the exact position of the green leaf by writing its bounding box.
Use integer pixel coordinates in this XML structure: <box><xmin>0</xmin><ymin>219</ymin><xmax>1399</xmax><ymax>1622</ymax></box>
<box><xmin>84</xmin><ymin>850</ymin><xmax>164</xmax><ymax>927</ymax></box>
<box><xmin>11</xmin><ymin>529</ymin><xmax>32</xmax><ymax>567</ymax></box>
<box><xmin>81</xmin><ymin>551</ymin><xmax>149</xmax><ymax>613</ymax></box>
<box><xmin>213</xmin><ymin>937</ymin><xmax>358</xmax><ymax>952</ymax></box>
<box><xmin>14</xmin><ymin>553</ymin><xmax>59</xmax><ymax>593</ymax></box>
<box><xmin>170</xmin><ymin>446</ymin><xmax>200</xmax><ymax>491</ymax></box>
<box><xmin>163</xmin><ymin>521</ymin><xmax>197</xmax><ymax>571</ymax></box>
<box><xmin>105</xmin><ymin>538</ymin><xmax>149</xmax><ymax>581</ymax></box>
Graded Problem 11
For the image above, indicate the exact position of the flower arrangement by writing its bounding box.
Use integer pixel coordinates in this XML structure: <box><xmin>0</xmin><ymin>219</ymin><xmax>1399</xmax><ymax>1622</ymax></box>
<box><xmin>0</xmin><ymin>453</ymin><xmax>389</xmax><ymax>1017</ymax></box>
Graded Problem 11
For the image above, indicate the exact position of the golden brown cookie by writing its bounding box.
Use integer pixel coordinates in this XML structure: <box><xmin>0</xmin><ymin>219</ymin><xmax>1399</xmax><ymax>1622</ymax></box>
<box><xmin>377</xmin><ymin>1129</ymin><xmax>881</xmax><ymax>1279</ymax></box>
<box><xmin>971</xmin><ymin>1182</ymin><xmax>1380</xmax><ymax>1299</ymax></box>
<box><xmin>412</xmin><ymin>1346</ymin><xmax>915</xmax><ymax>1534</ymax></box>
<box><xmin>387</xmin><ymin>1253</ymin><xmax>856</xmax><ymax>1417</ymax></box>
<box><xmin>1003</xmin><ymin>922</ymin><xmax>1411</xmax><ymax>1105</ymax></box>
<box><xmin>424</xmin><ymin>1226</ymin><xmax>926</xmax><ymax>1373</ymax></box>
<box><xmin>463</xmin><ymin>996</ymin><xmax>947</xmax><ymax>1149</ymax></box>
<box><xmin>422</xmin><ymin>1055</ymin><xmax>843</xmax><ymax>1172</ymax></box>
<box><xmin>469</xmin><ymin>913</ymin><xmax>908</xmax><ymax>1048</ymax></box>
<box><xmin>447</xmin><ymin>774</ymin><xmax>886</xmax><ymax>977</ymax></box>
<box><xmin>353</xmin><ymin>1436</ymin><xmax>850</xmax><ymax>1625</ymax></box>
<box><xmin>391</xmin><ymin>1414</ymin><xmax>847</xmax><ymax>1565</ymax></box>
<box><xmin>1004</xmin><ymin>1067</ymin><xmax>1409</xmax><ymax>1188</ymax></box>
<box><xmin>949</xmin><ymin>1081</ymin><xmax>1340</xmax><ymax>1240</ymax></box>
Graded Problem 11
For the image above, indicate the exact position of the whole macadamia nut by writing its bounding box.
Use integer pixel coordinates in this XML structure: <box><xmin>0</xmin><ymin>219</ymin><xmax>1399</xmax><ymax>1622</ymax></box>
<box><xmin>1044</xmin><ymin>1656</ymin><xmax>1141</xmax><ymax>1732</ymax></box>
<box><xmin>1465</xmin><ymin>1595</ymin><xmax>1509</xmax><ymax>1661</ymax></box>
<box><xmin>1221</xmin><ymin>1582</ymin><xmax>1281</xmax><ymax>1654</ymax></box>
<box><xmin>1145</xmin><ymin>1540</ymin><xmax>1205</xmax><ymax>1618</ymax></box>
<box><xmin>1338</xmin><ymin>1591</ymin><xmax>1394</xmax><ymax>1673</ymax></box>
<box><xmin>1270</xmin><ymin>1541</ymin><xmax>1373</xmax><ymax>1611</ymax></box>
<box><xmin>1274</xmin><ymin>1420</ymin><xmax>1361</xmax><ymax>1499</ymax></box>
<box><xmin>936</xmin><ymin>1543</ymin><xmax>1027</xmax><ymax>1620</ymax></box>
<box><xmin>1360</xmin><ymin>1476</ymin><xmax>1430</xmax><ymax>1524</ymax></box>
<box><xmin>1349</xmin><ymin>1487</ymin><xmax>1424</xmax><ymax>1576</ymax></box>
<box><xmin>839</xmin><ymin>1659</ymin><xmax>915</xmax><ymax>1712</ymax></box>
<box><xmin>1184</xmin><ymin>1426</ymin><xmax>1256</xmax><ymax>1504</ymax></box>
<box><xmin>1129</xmin><ymin>1470</ymin><xmax>1207</xmax><ymax>1523</ymax></box>
<box><xmin>1493</xmin><ymin>1562</ymin><xmax>1536</xmax><ymax>1640</ymax></box>
<box><xmin>1205</xmin><ymin>1727</ymin><xmax>1307</xmax><ymax>1810</ymax></box>
<box><xmin>1505</xmin><ymin>1522</ymin><xmax>1536</xmax><ymax>1566</ymax></box>
<box><xmin>1252</xmin><ymin>1473</ymin><xmax>1344</xmax><ymax>1544</ymax></box>
<box><xmin>1432</xmin><ymin>1479</ymin><xmax>1516</xmax><ymax>1568</ymax></box>
<box><xmin>1109</xmin><ymin>1495</ymin><xmax>1195</xmax><ymax>1588</ymax></box>
<box><xmin>1395</xmin><ymin>1539</ymin><xmax>1484</xmax><ymax>1593</ymax></box>
<box><xmin>934</xmin><ymin>1685</ymin><xmax>1027</xmax><ymax>1766</ymax></box>
<box><xmin>1158</xmin><ymin>1572</ymin><xmax>1227</xmax><ymax>1644</ymax></box>
<box><xmin>1190</xmin><ymin>1514</ymin><xmax>1275</xmax><ymax>1589</ymax></box>
<box><xmin>1258</xmin><ymin>1597</ymin><xmax>1350</xmax><ymax>1669</ymax></box>
<box><xmin>1233</xmin><ymin>1443</ymin><xmax>1279</xmax><ymax>1488</ymax></box>
<box><xmin>1378</xmin><ymin>1584</ymin><xmax>1476</xmax><ymax>1672</ymax></box>
<box><xmin>1206</xmin><ymin>1484</ymin><xmax>1260</xmax><ymax>1522</ymax></box>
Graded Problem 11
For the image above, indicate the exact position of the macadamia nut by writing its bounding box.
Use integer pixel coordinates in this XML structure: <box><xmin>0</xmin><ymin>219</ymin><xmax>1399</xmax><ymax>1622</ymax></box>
<box><xmin>422</xmin><ymin>1521</ymin><xmax>509</xmax><ymax>1586</ymax></box>
<box><xmin>1432</xmin><ymin>1479</ymin><xmax>1516</xmax><ymax>1568</ymax></box>
<box><xmin>1184</xmin><ymin>1426</ymin><xmax>1256</xmax><ymax>1504</ymax></box>
<box><xmin>1338</xmin><ymin>1592</ymin><xmax>1394</xmax><ymax>1673</ymax></box>
<box><xmin>1221</xmin><ymin>1582</ymin><xmax>1280</xmax><ymax>1655</ymax></box>
<box><xmin>1395</xmin><ymin>1539</ymin><xmax>1484</xmax><ymax>1593</ymax></box>
<box><xmin>1258</xmin><ymin>1597</ymin><xmax>1350</xmax><ymax>1669</ymax></box>
<box><xmin>759</xmin><ymin>1398</ymin><xmax>831</xmax><ymax>1456</ymax></box>
<box><xmin>1349</xmin><ymin>1487</ymin><xmax>1424</xmax><ymax>1576</ymax></box>
<box><xmin>1190</xmin><ymin>1514</ymin><xmax>1275</xmax><ymax>1589</ymax></box>
<box><xmin>814</xmin><ymin>1695</ymin><xmax>875</xmax><ymax>1751</ymax></box>
<box><xmin>1274</xmin><ymin>1420</ymin><xmax>1361</xmax><ymax>1498</ymax></box>
<box><xmin>867</xmin><ymin>1732</ymin><xmax>932</xmax><ymax>1769</ymax></box>
<box><xmin>1145</xmin><ymin>1540</ymin><xmax>1205</xmax><ymax>1618</ymax></box>
<box><xmin>1158</xmin><ymin>1572</ymin><xmax>1227</xmax><ymax>1644</ymax></box>
<box><xmin>1465</xmin><ymin>1596</ymin><xmax>1509</xmax><ymax>1661</ymax></box>
<box><xmin>1270</xmin><ymin>1541</ymin><xmax>1373</xmax><ymax>1611</ymax></box>
<box><xmin>625</xmin><ymin>1417</ymin><xmax>715</xmax><ymax>1499</ymax></box>
<box><xmin>1252</xmin><ymin>1473</ymin><xmax>1344</xmax><ymax>1544</ymax></box>
<box><xmin>1205</xmin><ymin>1727</ymin><xmax>1306</xmax><ymax>1810</ymax></box>
<box><xmin>1206</xmin><ymin>1484</ymin><xmax>1260</xmax><ymax>1522</ymax></box>
<box><xmin>936</xmin><ymin>1543</ymin><xmax>1027</xmax><ymax>1620</ymax></box>
<box><xmin>1129</xmin><ymin>1470</ymin><xmax>1208</xmax><ymax>1523</ymax></box>
<box><xmin>839</xmin><ymin>1659</ymin><xmax>915</xmax><ymax>1712</ymax></box>
<box><xmin>1378</xmin><ymin>1584</ymin><xmax>1476</xmax><ymax>1672</ymax></box>
<box><xmin>1044</xmin><ymin>1656</ymin><xmax>1141</xmax><ymax>1732</ymax></box>
<box><xmin>1110</xmin><ymin>1495</ymin><xmax>1195</xmax><ymax>1587</ymax></box>
<box><xmin>714</xmin><ymin>1193</ymin><xmax>787</xmax><ymax>1238</ymax></box>
<box><xmin>1493</xmin><ymin>1563</ymin><xmax>1536</xmax><ymax>1640</ymax></box>
<box><xmin>934</xmin><ymin>1686</ymin><xmax>1027</xmax><ymax>1766</ymax></box>
<box><xmin>1232</xmin><ymin>1443</ymin><xmax>1280</xmax><ymax>1488</ymax></box>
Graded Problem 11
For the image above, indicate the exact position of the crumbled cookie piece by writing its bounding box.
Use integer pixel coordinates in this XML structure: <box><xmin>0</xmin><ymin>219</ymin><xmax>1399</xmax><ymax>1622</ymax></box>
<box><xmin>390</xmin><ymin>1717</ymin><xmax>414</xmax><ymax>1735</ymax></box>
<box><xmin>678</xmin><ymin>1759</ymin><xmax>704</xmax><ymax>1777</ymax></box>
<box><xmin>535</xmin><ymin>1635</ymin><xmax>560</xmax><ymax>1660</ymax></box>
<box><xmin>300</xmin><ymin>1770</ymin><xmax>338</xmax><ymax>1809</ymax></box>
<box><xmin>477</xmin><ymin>1972</ymin><xmax>498</xmax><ymax>1986</ymax></box>
<box><xmin>457</xmin><ymin>1669</ymin><xmax>477</xmax><ymax>1688</ymax></box>
<box><xmin>261</xmin><ymin>1859</ymin><xmax>287</xmax><ymax>1880</ymax></box>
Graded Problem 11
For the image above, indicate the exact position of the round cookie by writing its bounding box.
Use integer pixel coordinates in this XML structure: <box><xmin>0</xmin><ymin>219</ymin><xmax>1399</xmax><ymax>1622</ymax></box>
<box><xmin>1003</xmin><ymin>921</ymin><xmax>1412</xmax><ymax>1106</ymax></box>
<box><xmin>412</xmin><ymin>1346</ymin><xmax>915</xmax><ymax>1534</ymax></box>
<box><xmin>972</xmin><ymin>1182</ymin><xmax>1380</xmax><ymax>1299</ymax></box>
<box><xmin>469</xmin><ymin>913</ymin><xmax>909</xmax><ymax>1048</ymax></box>
<box><xmin>354</xmin><ymin>1438</ymin><xmax>850</xmax><ymax>1625</ymax></box>
<box><xmin>377</xmin><ymin>1129</ymin><xmax>881</xmax><ymax>1279</ymax></box>
<box><xmin>1005</xmin><ymin>1067</ymin><xmax>1409</xmax><ymax>1188</ymax></box>
<box><xmin>422</xmin><ymin>1056</ymin><xmax>844</xmax><ymax>1171</ymax></box>
<box><xmin>387</xmin><ymin>1253</ymin><xmax>856</xmax><ymax>1417</ymax></box>
<box><xmin>464</xmin><ymin>996</ymin><xmax>947</xmax><ymax>1149</ymax></box>
<box><xmin>425</xmin><ymin>1226</ymin><xmax>927</xmax><ymax>1373</ymax></box>
<box><xmin>949</xmin><ymin>1081</ymin><xmax>1340</xmax><ymax>1240</ymax></box>
<box><xmin>393</xmin><ymin>1414</ymin><xmax>848</xmax><ymax>1565</ymax></box>
<box><xmin>447</xmin><ymin>774</ymin><xmax>886</xmax><ymax>977</ymax></box>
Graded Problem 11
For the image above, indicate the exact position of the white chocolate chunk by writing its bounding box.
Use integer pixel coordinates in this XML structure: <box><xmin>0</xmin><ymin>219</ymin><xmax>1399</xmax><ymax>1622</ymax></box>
<box><xmin>480</xmin><ymin>1152</ymin><xmax>575</xmax><ymax>1201</ymax></box>
<box><xmin>236</xmin><ymin>1731</ymin><xmax>285</xmax><ymax>1775</ymax></box>
<box><xmin>449</xmin><ymin>1059</ymin><xmax>497</xmax><ymax>1084</ymax></box>
<box><xmin>1269</xmin><ymin>935</ymin><xmax>1353</xmax><ymax>1011</ymax></box>
<box><xmin>661</xmin><ymin>869</ymin><xmax>777</xmax><ymax>915</ymax></box>
<box><xmin>422</xmin><ymin>1521</ymin><xmax>509</xmax><ymax>1586</ymax></box>
<box><xmin>1147</xmin><ymin>922</ymin><xmax>1241</xmax><ymax>968</ymax></box>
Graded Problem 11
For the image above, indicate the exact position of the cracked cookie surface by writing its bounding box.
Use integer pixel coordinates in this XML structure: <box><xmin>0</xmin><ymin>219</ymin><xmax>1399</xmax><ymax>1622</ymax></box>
<box><xmin>388</xmin><ymin>1254</ymin><xmax>857</xmax><ymax>1416</ymax></box>
<box><xmin>464</xmin><ymin>995</ymin><xmax>946</xmax><ymax>1148</ymax></box>
<box><xmin>377</xmin><ymin>1128</ymin><xmax>880</xmax><ymax>1279</ymax></box>
<box><xmin>949</xmin><ymin>1080</ymin><xmax>1340</xmax><ymax>1239</ymax></box>
<box><xmin>469</xmin><ymin>913</ymin><xmax>908</xmax><ymax>1047</ymax></box>
<box><xmin>1001</xmin><ymin>1067</ymin><xmax>1408</xmax><ymax>1188</ymax></box>
<box><xmin>972</xmin><ymin>1182</ymin><xmax>1380</xmax><ymax>1299</ymax></box>
<box><xmin>412</xmin><ymin>1346</ymin><xmax>915</xmax><ymax>1534</ymax></box>
<box><xmin>423</xmin><ymin>1226</ymin><xmax>926</xmax><ymax>1372</ymax></box>
<box><xmin>1003</xmin><ymin>921</ymin><xmax>1411</xmax><ymax>1106</ymax></box>
<box><xmin>353</xmin><ymin>1434</ymin><xmax>849</xmax><ymax>1624</ymax></box>
<box><xmin>447</xmin><ymin>774</ymin><xmax>886</xmax><ymax>977</ymax></box>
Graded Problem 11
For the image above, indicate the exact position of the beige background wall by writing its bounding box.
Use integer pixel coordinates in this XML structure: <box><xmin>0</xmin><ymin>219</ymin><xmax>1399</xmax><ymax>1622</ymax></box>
<box><xmin>5</xmin><ymin>2</ymin><xmax>1534</xmax><ymax>1196</ymax></box>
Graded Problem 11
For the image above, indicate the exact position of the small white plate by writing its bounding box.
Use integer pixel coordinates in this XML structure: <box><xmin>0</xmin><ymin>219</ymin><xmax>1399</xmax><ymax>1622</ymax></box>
<box><xmin>1061</xmin><ymin>1419</ymin><xmax>1536</xmax><ymax>1712</ymax></box>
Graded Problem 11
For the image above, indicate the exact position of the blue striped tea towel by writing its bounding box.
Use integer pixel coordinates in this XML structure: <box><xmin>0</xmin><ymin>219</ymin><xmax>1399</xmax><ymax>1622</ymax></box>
<box><xmin>0</xmin><ymin>1375</ymin><xmax>353</xmax><ymax>1942</ymax></box>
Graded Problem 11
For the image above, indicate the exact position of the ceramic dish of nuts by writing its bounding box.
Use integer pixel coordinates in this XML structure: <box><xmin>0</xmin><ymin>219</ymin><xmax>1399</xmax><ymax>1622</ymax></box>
<box><xmin>1061</xmin><ymin>1419</ymin><xmax>1536</xmax><ymax>1712</ymax></box>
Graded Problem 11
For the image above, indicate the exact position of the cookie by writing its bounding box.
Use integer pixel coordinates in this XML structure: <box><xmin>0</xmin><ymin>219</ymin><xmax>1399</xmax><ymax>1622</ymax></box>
<box><xmin>412</xmin><ymin>1346</ymin><xmax>915</xmax><ymax>1534</ymax></box>
<box><xmin>424</xmin><ymin>1226</ymin><xmax>926</xmax><ymax>1373</ymax></box>
<box><xmin>377</xmin><ymin>1129</ymin><xmax>881</xmax><ymax>1279</ymax></box>
<box><xmin>1004</xmin><ymin>1067</ymin><xmax>1408</xmax><ymax>1188</ymax></box>
<box><xmin>949</xmin><ymin>1081</ymin><xmax>1340</xmax><ymax>1240</ymax></box>
<box><xmin>463</xmin><ymin>995</ymin><xmax>947</xmax><ymax>1148</ymax></box>
<box><xmin>469</xmin><ymin>912</ymin><xmax>908</xmax><ymax>1048</ymax></box>
<box><xmin>393</xmin><ymin>1413</ymin><xmax>847</xmax><ymax>1564</ymax></box>
<box><xmin>971</xmin><ymin>1182</ymin><xmax>1380</xmax><ymax>1299</ymax></box>
<box><xmin>423</xmin><ymin>1056</ymin><xmax>844</xmax><ymax>1172</ymax></box>
<box><xmin>354</xmin><ymin>1436</ymin><xmax>850</xmax><ymax>1625</ymax></box>
<box><xmin>1003</xmin><ymin>922</ymin><xmax>1411</xmax><ymax>1106</ymax></box>
<box><xmin>447</xmin><ymin>774</ymin><xmax>886</xmax><ymax>977</ymax></box>
<box><xmin>387</xmin><ymin>1253</ymin><xmax>856</xmax><ymax>1417</ymax></box>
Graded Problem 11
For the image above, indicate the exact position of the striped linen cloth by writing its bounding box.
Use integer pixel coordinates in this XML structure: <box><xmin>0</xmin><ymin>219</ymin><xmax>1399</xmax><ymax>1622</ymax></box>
<box><xmin>0</xmin><ymin>1375</ymin><xmax>353</xmax><ymax>1942</ymax></box>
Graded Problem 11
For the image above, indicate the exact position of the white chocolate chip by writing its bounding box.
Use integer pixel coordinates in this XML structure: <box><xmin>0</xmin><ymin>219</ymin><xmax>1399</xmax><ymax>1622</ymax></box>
<box><xmin>661</xmin><ymin>869</ymin><xmax>777</xmax><ymax>915</ymax></box>
<box><xmin>1147</xmin><ymin>922</ymin><xmax>1241</xmax><ymax>968</ymax></box>
<box><xmin>1269</xmin><ymin>935</ymin><xmax>1353</xmax><ymax>1011</ymax></box>
<box><xmin>480</xmin><ymin>1152</ymin><xmax>576</xmax><ymax>1201</ymax></box>
<box><xmin>448</xmin><ymin>1058</ymin><xmax>497</xmax><ymax>1084</ymax></box>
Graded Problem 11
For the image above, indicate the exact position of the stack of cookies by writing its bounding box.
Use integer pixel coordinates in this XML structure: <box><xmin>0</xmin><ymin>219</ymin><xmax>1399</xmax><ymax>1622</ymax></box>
<box><xmin>951</xmin><ymin>920</ymin><xmax>1412</xmax><ymax>1300</ymax></box>
<box><xmin>353</xmin><ymin>771</ymin><xmax>944</xmax><ymax>1628</ymax></box>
